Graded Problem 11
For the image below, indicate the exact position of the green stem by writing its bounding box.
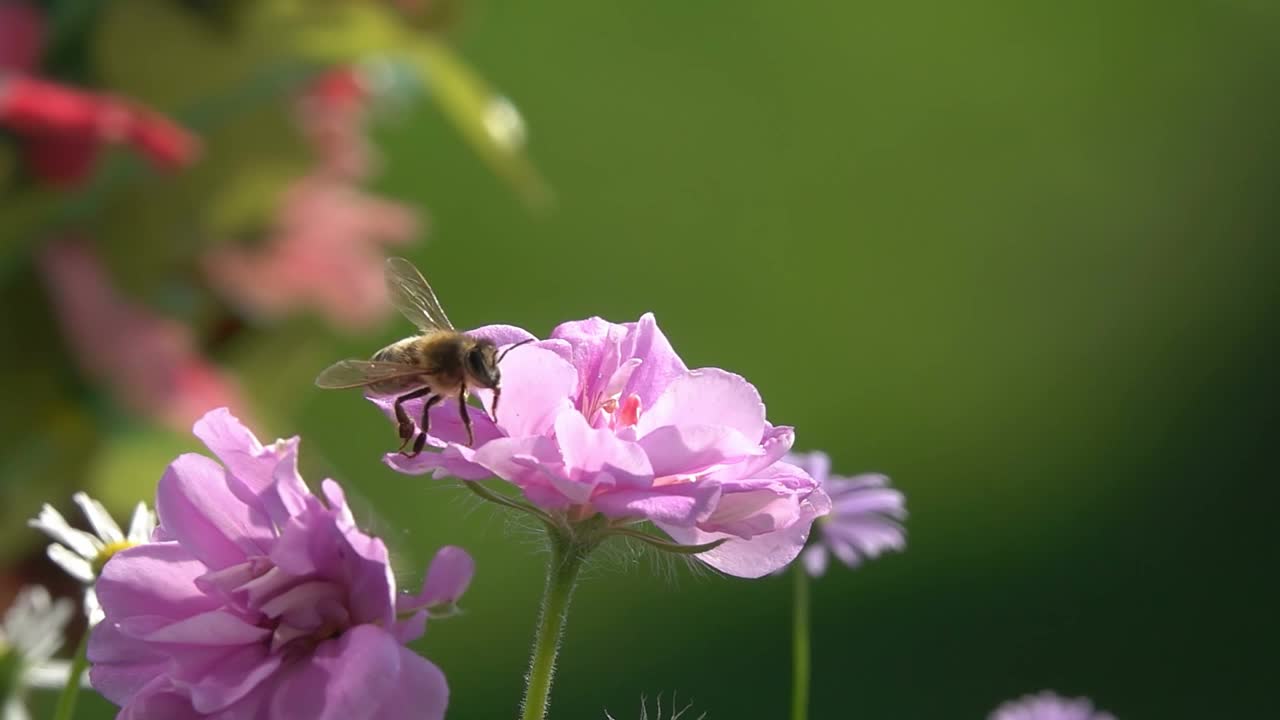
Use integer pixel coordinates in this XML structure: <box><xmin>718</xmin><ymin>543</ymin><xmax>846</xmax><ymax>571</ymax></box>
<box><xmin>520</xmin><ymin>534</ymin><xmax>588</xmax><ymax>720</ymax></box>
<box><xmin>790</xmin><ymin>565</ymin><xmax>811</xmax><ymax>720</ymax></box>
<box><xmin>51</xmin><ymin>627</ymin><xmax>89</xmax><ymax>720</ymax></box>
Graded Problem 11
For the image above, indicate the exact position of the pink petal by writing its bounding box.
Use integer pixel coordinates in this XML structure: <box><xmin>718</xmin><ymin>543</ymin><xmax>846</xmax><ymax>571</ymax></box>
<box><xmin>658</xmin><ymin>481</ymin><xmax>831</xmax><ymax>578</ymax></box>
<box><xmin>471</xmin><ymin>435</ymin><xmax>562</xmax><ymax>488</ymax></box>
<box><xmin>549</xmin><ymin>317</ymin><xmax>627</xmax><ymax>401</ymax></box>
<box><xmin>115</xmin><ymin>678</ymin><xmax>202</xmax><ymax>720</ymax></box>
<box><xmin>466</xmin><ymin>324</ymin><xmax>537</xmax><ymax>347</ymax></box>
<box><xmin>554</xmin><ymin>410</ymin><xmax>653</xmax><ymax>488</ymax></box>
<box><xmin>636</xmin><ymin>424</ymin><xmax>762</xmax><ymax>478</ymax></box>
<box><xmin>634</xmin><ymin>369</ymin><xmax>766</xmax><ymax>445</ymax></box>
<box><xmin>95</xmin><ymin>542</ymin><xmax>220</xmax><ymax>620</ymax></box>
<box><xmin>700</xmin><ymin>489</ymin><xmax>801</xmax><ymax>538</ymax></box>
<box><xmin>658</xmin><ymin>518</ymin><xmax>811</xmax><ymax>579</ymax></box>
<box><xmin>193</xmin><ymin>407</ymin><xmax>309</xmax><ymax>526</ymax></box>
<box><xmin>88</xmin><ymin>621</ymin><xmax>169</xmax><ymax>705</ymax></box>
<box><xmin>591</xmin><ymin>482</ymin><xmax>721</xmax><ymax>526</ymax></box>
<box><xmin>371</xmin><ymin>647</ymin><xmax>449</xmax><ymax>720</ymax></box>
<box><xmin>489</xmin><ymin>346</ymin><xmax>578</xmax><ymax>438</ymax></box>
<box><xmin>719</xmin><ymin>425</ymin><xmax>796</xmax><ymax>481</ymax></box>
<box><xmin>157</xmin><ymin>453</ymin><xmax>274</xmax><ymax>569</ymax></box>
<box><xmin>618</xmin><ymin>313</ymin><xmax>689</xmax><ymax>409</ymax></box>
<box><xmin>128</xmin><ymin>610</ymin><xmax>269</xmax><ymax>645</ymax></box>
<box><xmin>384</xmin><ymin>439</ymin><xmax>495</xmax><ymax>480</ymax></box>
<box><xmin>411</xmin><ymin>546</ymin><xmax>475</xmax><ymax>609</ymax></box>
<box><xmin>268</xmin><ymin>510</ymin><xmax>395</xmax><ymax>627</ymax></box>
<box><xmin>269</xmin><ymin>625</ymin><xmax>403</xmax><ymax>720</ymax></box>
<box><xmin>183</xmin><ymin>643</ymin><xmax>282</xmax><ymax>713</ymax></box>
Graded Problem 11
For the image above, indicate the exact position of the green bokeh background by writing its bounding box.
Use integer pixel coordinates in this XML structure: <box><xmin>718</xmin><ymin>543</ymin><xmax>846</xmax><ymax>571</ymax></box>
<box><xmin>9</xmin><ymin>1</ymin><xmax>1280</xmax><ymax>718</ymax></box>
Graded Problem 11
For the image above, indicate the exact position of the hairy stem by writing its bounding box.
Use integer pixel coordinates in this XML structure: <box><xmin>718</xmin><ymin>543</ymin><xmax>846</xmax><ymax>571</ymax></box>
<box><xmin>790</xmin><ymin>565</ymin><xmax>811</xmax><ymax>720</ymax></box>
<box><xmin>520</xmin><ymin>533</ymin><xmax>588</xmax><ymax>720</ymax></box>
<box><xmin>51</xmin><ymin>627</ymin><xmax>89</xmax><ymax>720</ymax></box>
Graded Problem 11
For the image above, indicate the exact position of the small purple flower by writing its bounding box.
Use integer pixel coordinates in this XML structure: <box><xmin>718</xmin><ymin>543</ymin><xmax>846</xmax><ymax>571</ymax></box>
<box><xmin>88</xmin><ymin>408</ymin><xmax>469</xmax><ymax>720</ymax></box>
<box><xmin>989</xmin><ymin>691</ymin><xmax>1117</xmax><ymax>720</ymax></box>
<box><xmin>785</xmin><ymin>451</ymin><xmax>906</xmax><ymax>577</ymax></box>
<box><xmin>373</xmin><ymin>314</ymin><xmax>831</xmax><ymax>578</ymax></box>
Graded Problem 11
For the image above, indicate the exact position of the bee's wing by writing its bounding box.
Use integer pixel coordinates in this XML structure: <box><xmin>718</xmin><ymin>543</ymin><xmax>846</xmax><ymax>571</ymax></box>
<box><xmin>385</xmin><ymin>257</ymin><xmax>455</xmax><ymax>332</ymax></box>
<box><xmin>315</xmin><ymin>360</ymin><xmax>424</xmax><ymax>389</ymax></box>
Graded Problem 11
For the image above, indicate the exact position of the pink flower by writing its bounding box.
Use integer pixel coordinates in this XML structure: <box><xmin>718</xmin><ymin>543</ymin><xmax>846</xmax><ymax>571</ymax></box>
<box><xmin>37</xmin><ymin>239</ymin><xmax>246</xmax><ymax>432</ymax></box>
<box><xmin>374</xmin><ymin>314</ymin><xmax>831</xmax><ymax>578</ymax></box>
<box><xmin>88</xmin><ymin>408</ymin><xmax>468</xmax><ymax>719</ymax></box>
<box><xmin>989</xmin><ymin>692</ymin><xmax>1117</xmax><ymax>720</ymax></box>
<box><xmin>202</xmin><ymin>66</ymin><xmax>419</xmax><ymax>331</ymax></box>
<box><xmin>785</xmin><ymin>451</ymin><xmax>906</xmax><ymax>577</ymax></box>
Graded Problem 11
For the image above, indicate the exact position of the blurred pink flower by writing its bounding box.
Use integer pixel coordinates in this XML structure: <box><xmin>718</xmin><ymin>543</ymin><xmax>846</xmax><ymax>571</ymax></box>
<box><xmin>989</xmin><ymin>692</ymin><xmax>1116</xmax><ymax>720</ymax></box>
<box><xmin>297</xmin><ymin>66</ymin><xmax>374</xmax><ymax>179</ymax></box>
<box><xmin>203</xmin><ymin>174</ymin><xmax>418</xmax><ymax>331</ymax></box>
<box><xmin>203</xmin><ymin>67</ymin><xmax>420</xmax><ymax>331</ymax></box>
<box><xmin>375</xmin><ymin>314</ymin><xmax>832</xmax><ymax>578</ymax></box>
<box><xmin>89</xmin><ymin>409</ymin><xmax>460</xmax><ymax>719</ymax></box>
<box><xmin>0</xmin><ymin>1</ymin><xmax>198</xmax><ymax>188</ymax></box>
<box><xmin>37</xmin><ymin>239</ymin><xmax>246</xmax><ymax>432</ymax></box>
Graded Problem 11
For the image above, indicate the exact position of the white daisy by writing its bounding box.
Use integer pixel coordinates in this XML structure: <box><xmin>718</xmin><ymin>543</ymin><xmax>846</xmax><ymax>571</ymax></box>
<box><xmin>27</xmin><ymin>493</ymin><xmax>155</xmax><ymax>625</ymax></box>
<box><xmin>0</xmin><ymin>586</ymin><xmax>83</xmax><ymax>720</ymax></box>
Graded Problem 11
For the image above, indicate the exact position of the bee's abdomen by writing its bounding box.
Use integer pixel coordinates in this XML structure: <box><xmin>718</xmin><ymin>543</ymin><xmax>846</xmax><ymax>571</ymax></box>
<box><xmin>372</xmin><ymin>338</ymin><xmax>418</xmax><ymax>365</ymax></box>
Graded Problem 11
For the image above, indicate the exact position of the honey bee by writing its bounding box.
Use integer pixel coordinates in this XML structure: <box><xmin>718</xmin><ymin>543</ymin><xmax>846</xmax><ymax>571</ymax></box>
<box><xmin>315</xmin><ymin>258</ymin><xmax>531</xmax><ymax>455</ymax></box>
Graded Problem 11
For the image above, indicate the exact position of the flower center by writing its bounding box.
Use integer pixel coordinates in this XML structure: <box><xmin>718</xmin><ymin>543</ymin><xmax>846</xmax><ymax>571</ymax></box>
<box><xmin>261</xmin><ymin>581</ymin><xmax>353</xmax><ymax>662</ymax></box>
<box><xmin>91</xmin><ymin>540</ymin><xmax>137</xmax><ymax>576</ymax></box>
<box><xmin>595</xmin><ymin>393</ymin><xmax>642</xmax><ymax>432</ymax></box>
<box><xmin>276</xmin><ymin>617</ymin><xmax>346</xmax><ymax>662</ymax></box>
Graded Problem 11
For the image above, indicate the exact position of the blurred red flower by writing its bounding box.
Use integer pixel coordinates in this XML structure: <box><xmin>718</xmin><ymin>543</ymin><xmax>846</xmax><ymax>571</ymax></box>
<box><xmin>0</xmin><ymin>1</ymin><xmax>199</xmax><ymax>187</ymax></box>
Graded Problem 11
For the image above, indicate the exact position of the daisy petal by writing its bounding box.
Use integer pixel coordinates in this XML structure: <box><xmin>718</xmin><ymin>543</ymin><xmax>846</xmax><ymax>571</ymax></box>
<box><xmin>73</xmin><ymin>492</ymin><xmax>125</xmax><ymax>544</ymax></box>
<box><xmin>29</xmin><ymin>504</ymin><xmax>102</xmax><ymax>558</ymax></box>
<box><xmin>126</xmin><ymin>501</ymin><xmax>156</xmax><ymax>544</ymax></box>
<box><xmin>47</xmin><ymin>543</ymin><xmax>95</xmax><ymax>582</ymax></box>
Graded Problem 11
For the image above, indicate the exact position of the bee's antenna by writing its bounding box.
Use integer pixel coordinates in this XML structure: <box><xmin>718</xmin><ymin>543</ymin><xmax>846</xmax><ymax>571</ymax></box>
<box><xmin>497</xmin><ymin>338</ymin><xmax>536</xmax><ymax>364</ymax></box>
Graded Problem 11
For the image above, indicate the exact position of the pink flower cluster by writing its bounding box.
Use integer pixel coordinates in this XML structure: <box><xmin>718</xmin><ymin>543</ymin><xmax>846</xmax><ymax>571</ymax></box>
<box><xmin>203</xmin><ymin>67</ymin><xmax>419</xmax><ymax>331</ymax></box>
<box><xmin>89</xmin><ymin>409</ymin><xmax>468</xmax><ymax>719</ymax></box>
<box><xmin>374</xmin><ymin>314</ymin><xmax>831</xmax><ymax>578</ymax></box>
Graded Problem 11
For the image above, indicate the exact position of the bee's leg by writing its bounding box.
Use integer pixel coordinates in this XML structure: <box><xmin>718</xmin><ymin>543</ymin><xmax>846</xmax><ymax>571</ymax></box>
<box><xmin>419</xmin><ymin>393</ymin><xmax>443</xmax><ymax>434</ymax></box>
<box><xmin>393</xmin><ymin>387</ymin><xmax>432</xmax><ymax>452</ymax></box>
<box><xmin>405</xmin><ymin>394</ymin><xmax>444</xmax><ymax>458</ymax></box>
<box><xmin>458</xmin><ymin>383</ymin><xmax>475</xmax><ymax>446</ymax></box>
<box><xmin>490</xmin><ymin>386</ymin><xmax>502</xmax><ymax>423</ymax></box>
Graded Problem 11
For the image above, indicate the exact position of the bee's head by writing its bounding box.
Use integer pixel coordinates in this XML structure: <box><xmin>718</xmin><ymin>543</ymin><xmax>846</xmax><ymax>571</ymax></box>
<box><xmin>465</xmin><ymin>339</ymin><xmax>501</xmax><ymax>389</ymax></box>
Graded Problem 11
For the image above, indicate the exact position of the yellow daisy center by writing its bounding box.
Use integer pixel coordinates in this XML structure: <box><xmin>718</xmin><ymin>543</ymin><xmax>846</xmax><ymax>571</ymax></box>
<box><xmin>91</xmin><ymin>540</ymin><xmax>138</xmax><ymax>576</ymax></box>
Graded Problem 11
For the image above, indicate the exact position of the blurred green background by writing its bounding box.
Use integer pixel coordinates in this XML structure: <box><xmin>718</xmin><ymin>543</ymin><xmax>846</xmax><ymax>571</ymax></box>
<box><xmin>7</xmin><ymin>0</ymin><xmax>1280</xmax><ymax>718</ymax></box>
